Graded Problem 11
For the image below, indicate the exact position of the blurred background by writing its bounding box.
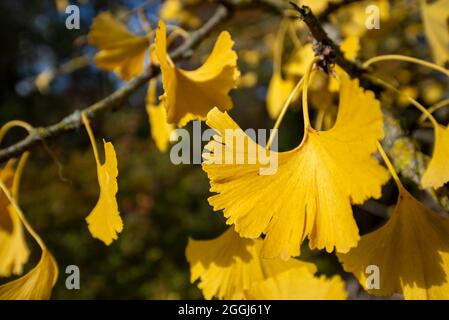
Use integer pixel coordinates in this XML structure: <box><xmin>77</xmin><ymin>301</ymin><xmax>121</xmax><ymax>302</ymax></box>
<box><xmin>0</xmin><ymin>0</ymin><xmax>447</xmax><ymax>299</ymax></box>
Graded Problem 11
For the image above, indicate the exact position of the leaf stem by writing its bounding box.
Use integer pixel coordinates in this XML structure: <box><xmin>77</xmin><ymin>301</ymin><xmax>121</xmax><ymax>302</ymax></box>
<box><xmin>267</xmin><ymin>76</ymin><xmax>304</xmax><ymax>149</ymax></box>
<box><xmin>363</xmin><ymin>54</ymin><xmax>449</xmax><ymax>78</ymax></box>
<box><xmin>0</xmin><ymin>121</ymin><xmax>33</xmax><ymax>145</ymax></box>
<box><xmin>81</xmin><ymin>112</ymin><xmax>101</xmax><ymax>166</ymax></box>
<box><xmin>376</xmin><ymin>141</ymin><xmax>405</xmax><ymax>192</ymax></box>
<box><xmin>367</xmin><ymin>75</ymin><xmax>439</xmax><ymax>128</ymax></box>
<box><xmin>419</xmin><ymin>98</ymin><xmax>449</xmax><ymax>123</ymax></box>
<box><xmin>0</xmin><ymin>180</ymin><xmax>46</xmax><ymax>250</ymax></box>
<box><xmin>302</xmin><ymin>58</ymin><xmax>319</xmax><ymax>129</ymax></box>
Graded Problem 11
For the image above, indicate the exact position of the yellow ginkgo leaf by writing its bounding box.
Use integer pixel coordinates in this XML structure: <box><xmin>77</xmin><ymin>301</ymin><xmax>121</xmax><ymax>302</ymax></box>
<box><xmin>203</xmin><ymin>74</ymin><xmax>388</xmax><ymax>260</ymax></box>
<box><xmin>155</xmin><ymin>20</ymin><xmax>239</xmax><ymax>126</ymax></box>
<box><xmin>285</xmin><ymin>43</ymin><xmax>315</xmax><ymax>77</ymax></box>
<box><xmin>146</xmin><ymin>79</ymin><xmax>175</xmax><ymax>152</ymax></box>
<box><xmin>340</xmin><ymin>35</ymin><xmax>360</xmax><ymax>61</ymax></box>
<box><xmin>245</xmin><ymin>268</ymin><xmax>347</xmax><ymax>300</ymax></box>
<box><xmin>82</xmin><ymin>113</ymin><xmax>123</xmax><ymax>245</ymax></box>
<box><xmin>420</xmin><ymin>0</ymin><xmax>449</xmax><ymax>66</ymax></box>
<box><xmin>88</xmin><ymin>12</ymin><xmax>149</xmax><ymax>80</ymax></box>
<box><xmin>421</xmin><ymin>124</ymin><xmax>449</xmax><ymax>189</ymax></box>
<box><xmin>238</xmin><ymin>72</ymin><xmax>258</xmax><ymax>88</ymax></box>
<box><xmin>266</xmin><ymin>72</ymin><xmax>295</xmax><ymax>119</ymax></box>
<box><xmin>0</xmin><ymin>250</ymin><xmax>58</xmax><ymax>300</ymax></box>
<box><xmin>0</xmin><ymin>180</ymin><xmax>58</xmax><ymax>300</ymax></box>
<box><xmin>338</xmin><ymin>186</ymin><xmax>449</xmax><ymax>299</ymax></box>
<box><xmin>186</xmin><ymin>228</ymin><xmax>316</xmax><ymax>300</ymax></box>
<box><xmin>0</xmin><ymin>161</ymin><xmax>29</xmax><ymax>277</ymax></box>
<box><xmin>160</xmin><ymin>0</ymin><xmax>200</xmax><ymax>28</ymax></box>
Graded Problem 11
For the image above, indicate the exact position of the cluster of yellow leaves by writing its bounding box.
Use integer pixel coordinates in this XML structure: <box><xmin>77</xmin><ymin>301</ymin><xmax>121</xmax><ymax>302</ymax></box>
<box><xmin>60</xmin><ymin>5</ymin><xmax>449</xmax><ymax>301</ymax></box>
<box><xmin>0</xmin><ymin>156</ymin><xmax>58</xmax><ymax>300</ymax></box>
<box><xmin>186</xmin><ymin>228</ymin><xmax>347</xmax><ymax>300</ymax></box>
<box><xmin>203</xmin><ymin>73</ymin><xmax>388</xmax><ymax>259</ymax></box>
<box><xmin>0</xmin><ymin>111</ymin><xmax>122</xmax><ymax>300</ymax></box>
<box><xmin>88</xmin><ymin>10</ymin><xmax>240</xmax><ymax>148</ymax></box>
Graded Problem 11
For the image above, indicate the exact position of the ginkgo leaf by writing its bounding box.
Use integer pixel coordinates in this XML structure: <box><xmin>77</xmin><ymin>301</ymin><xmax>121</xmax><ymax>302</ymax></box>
<box><xmin>186</xmin><ymin>228</ymin><xmax>316</xmax><ymax>300</ymax></box>
<box><xmin>0</xmin><ymin>180</ymin><xmax>58</xmax><ymax>300</ymax></box>
<box><xmin>88</xmin><ymin>12</ymin><xmax>149</xmax><ymax>80</ymax></box>
<box><xmin>82</xmin><ymin>113</ymin><xmax>123</xmax><ymax>245</ymax></box>
<box><xmin>244</xmin><ymin>268</ymin><xmax>347</xmax><ymax>300</ymax></box>
<box><xmin>0</xmin><ymin>250</ymin><xmax>58</xmax><ymax>300</ymax></box>
<box><xmin>146</xmin><ymin>79</ymin><xmax>175</xmax><ymax>153</ymax></box>
<box><xmin>420</xmin><ymin>0</ymin><xmax>449</xmax><ymax>66</ymax></box>
<box><xmin>285</xmin><ymin>43</ymin><xmax>315</xmax><ymax>77</ymax></box>
<box><xmin>421</xmin><ymin>124</ymin><xmax>449</xmax><ymax>189</ymax></box>
<box><xmin>160</xmin><ymin>0</ymin><xmax>200</xmax><ymax>28</ymax></box>
<box><xmin>155</xmin><ymin>20</ymin><xmax>239</xmax><ymax>126</ymax></box>
<box><xmin>340</xmin><ymin>35</ymin><xmax>360</xmax><ymax>61</ymax></box>
<box><xmin>338</xmin><ymin>186</ymin><xmax>449</xmax><ymax>299</ymax></box>
<box><xmin>0</xmin><ymin>161</ymin><xmax>29</xmax><ymax>277</ymax></box>
<box><xmin>266</xmin><ymin>72</ymin><xmax>295</xmax><ymax>119</ymax></box>
<box><xmin>203</xmin><ymin>74</ymin><xmax>388</xmax><ymax>259</ymax></box>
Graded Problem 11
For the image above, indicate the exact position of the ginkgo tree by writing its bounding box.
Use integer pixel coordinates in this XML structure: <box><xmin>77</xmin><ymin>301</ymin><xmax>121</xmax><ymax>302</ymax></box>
<box><xmin>1</xmin><ymin>0</ymin><xmax>449</xmax><ymax>300</ymax></box>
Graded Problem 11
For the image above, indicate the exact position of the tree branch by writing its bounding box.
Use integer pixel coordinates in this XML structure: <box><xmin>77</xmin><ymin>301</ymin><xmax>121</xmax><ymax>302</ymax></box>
<box><xmin>0</xmin><ymin>4</ymin><xmax>231</xmax><ymax>163</ymax></box>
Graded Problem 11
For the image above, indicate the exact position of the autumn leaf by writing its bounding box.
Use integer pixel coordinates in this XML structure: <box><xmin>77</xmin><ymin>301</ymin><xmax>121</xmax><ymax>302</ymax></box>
<box><xmin>146</xmin><ymin>79</ymin><xmax>175</xmax><ymax>153</ymax></box>
<box><xmin>420</xmin><ymin>0</ymin><xmax>449</xmax><ymax>66</ymax></box>
<box><xmin>88</xmin><ymin>12</ymin><xmax>150</xmax><ymax>80</ymax></box>
<box><xmin>203</xmin><ymin>74</ymin><xmax>388</xmax><ymax>259</ymax></box>
<box><xmin>244</xmin><ymin>268</ymin><xmax>347</xmax><ymax>300</ymax></box>
<box><xmin>0</xmin><ymin>177</ymin><xmax>58</xmax><ymax>300</ymax></box>
<box><xmin>155</xmin><ymin>20</ymin><xmax>239</xmax><ymax>126</ymax></box>
<box><xmin>0</xmin><ymin>160</ymin><xmax>29</xmax><ymax>277</ymax></box>
<box><xmin>186</xmin><ymin>228</ymin><xmax>316</xmax><ymax>300</ymax></box>
<box><xmin>341</xmin><ymin>35</ymin><xmax>360</xmax><ymax>61</ymax></box>
<box><xmin>285</xmin><ymin>43</ymin><xmax>315</xmax><ymax>77</ymax></box>
<box><xmin>421</xmin><ymin>124</ymin><xmax>449</xmax><ymax>189</ymax></box>
<box><xmin>266</xmin><ymin>72</ymin><xmax>295</xmax><ymax>119</ymax></box>
<box><xmin>339</xmin><ymin>185</ymin><xmax>449</xmax><ymax>299</ymax></box>
<box><xmin>82</xmin><ymin>113</ymin><xmax>123</xmax><ymax>245</ymax></box>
